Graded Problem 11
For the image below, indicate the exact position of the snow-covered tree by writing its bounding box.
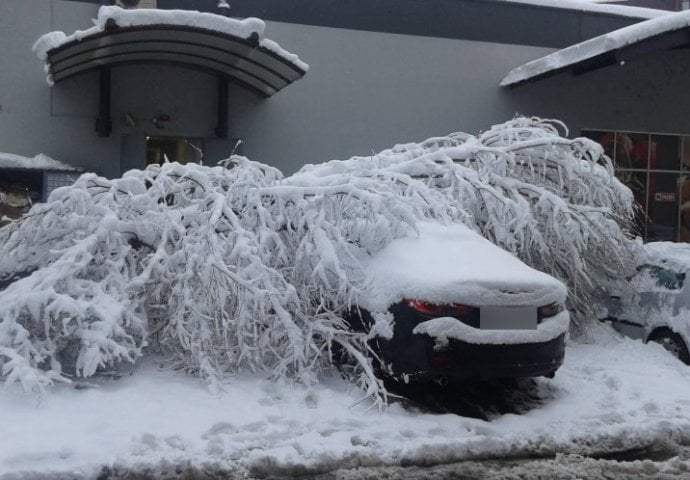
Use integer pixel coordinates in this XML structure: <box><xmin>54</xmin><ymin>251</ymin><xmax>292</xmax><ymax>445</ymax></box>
<box><xmin>0</xmin><ymin>117</ymin><xmax>639</xmax><ymax>400</ymax></box>
<box><xmin>295</xmin><ymin>117</ymin><xmax>640</xmax><ymax>330</ymax></box>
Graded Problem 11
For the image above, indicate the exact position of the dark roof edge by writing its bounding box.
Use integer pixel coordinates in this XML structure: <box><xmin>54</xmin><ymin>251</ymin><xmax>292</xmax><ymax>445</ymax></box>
<box><xmin>64</xmin><ymin>0</ymin><xmax>655</xmax><ymax>49</ymax></box>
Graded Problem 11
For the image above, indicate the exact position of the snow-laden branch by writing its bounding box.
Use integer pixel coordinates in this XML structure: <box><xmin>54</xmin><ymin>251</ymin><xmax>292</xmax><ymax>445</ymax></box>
<box><xmin>0</xmin><ymin>117</ymin><xmax>640</xmax><ymax>400</ymax></box>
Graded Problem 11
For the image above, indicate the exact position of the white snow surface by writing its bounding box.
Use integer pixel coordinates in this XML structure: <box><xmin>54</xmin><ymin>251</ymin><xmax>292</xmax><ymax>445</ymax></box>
<box><xmin>2</xmin><ymin>337</ymin><xmax>690</xmax><ymax>478</ymax></box>
<box><xmin>643</xmin><ymin>241</ymin><xmax>690</xmax><ymax>273</ymax></box>
<box><xmin>0</xmin><ymin>153</ymin><xmax>77</xmax><ymax>171</ymax></box>
<box><xmin>505</xmin><ymin>0</ymin><xmax>669</xmax><ymax>18</ymax></box>
<box><xmin>33</xmin><ymin>6</ymin><xmax>308</xmax><ymax>72</ymax></box>
<box><xmin>501</xmin><ymin>9</ymin><xmax>690</xmax><ymax>86</ymax></box>
<box><xmin>414</xmin><ymin>312</ymin><xmax>569</xmax><ymax>346</ymax></box>
<box><xmin>359</xmin><ymin>222</ymin><xmax>567</xmax><ymax>312</ymax></box>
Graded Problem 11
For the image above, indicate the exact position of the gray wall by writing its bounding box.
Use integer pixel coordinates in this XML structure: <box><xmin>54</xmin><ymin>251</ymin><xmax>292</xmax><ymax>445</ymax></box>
<box><xmin>0</xmin><ymin>0</ymin><xmax>554</xmax><ymax>175</ymax></box>
<box><xmin>0</xmin><ymin>0</ymin><xmax>120</xmax><ymax>176</ymax></box>
<box><xmin>8</xmin><ymin>0</ymin><xmax>680</xmax><ymax>178</ymax></box>
<box><xmin>506</xmin><ymin>48</ymin><xmax>690</xmax><ymax>138</ymax></box>
<box><xmin>230</xmin><ymin>22</ymin><xmax>553</xmax><ymax>172</ymax></box>
<box><xmin>0</xmin><ymin>0</ymin><xmax>237</xmax><ymax>177</ymax></box>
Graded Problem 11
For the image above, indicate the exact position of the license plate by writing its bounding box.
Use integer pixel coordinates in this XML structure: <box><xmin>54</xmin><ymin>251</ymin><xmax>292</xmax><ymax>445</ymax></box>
<box><xmin>480</xmin><ymin>306</ymin><xmax>537</xmax><ymax>330</ymax></box>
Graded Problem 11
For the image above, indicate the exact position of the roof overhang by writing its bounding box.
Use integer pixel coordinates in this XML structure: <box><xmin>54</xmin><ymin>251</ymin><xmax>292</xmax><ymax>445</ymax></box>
<box><xmin>502</xmin><ymin>10</ymin><xmax>690</xmax><ymax>88</ymax></box>
<box><xmin>44</xmin><ymin>22</ymin><xmax>307</xmax><ymax>98</ymax></box>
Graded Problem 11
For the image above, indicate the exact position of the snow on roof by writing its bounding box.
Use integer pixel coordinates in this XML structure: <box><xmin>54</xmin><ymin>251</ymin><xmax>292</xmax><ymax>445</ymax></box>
<box><xmin>501</xmin><ymin>9</ymin><xmax>690</xmax><ymax>87</ymax></box>
<box><xmin>0</xmin><ymin>153</ymin><xmax>79</xmax><ymax>172</ymax></box>
<box><xmin>33</xmin><ymin>6</ymin><xmax>308</xmax><ymax>72</ymax></box>
<box><xmin>360</xmin><ymin>222</ymin><xmax>567</xmax><ymax>311</ymax></box>
<box><xmin>503</xmin><ymin>0</ymin><xmax>670</xmax><ymax>19</ymax></box>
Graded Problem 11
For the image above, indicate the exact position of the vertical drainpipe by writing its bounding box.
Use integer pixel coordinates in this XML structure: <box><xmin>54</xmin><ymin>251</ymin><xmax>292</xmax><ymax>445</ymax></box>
<box><xmin>215</xmin><ymin>75</ymin><xmax>229</xmax><ymax>139</ymax></box>
<box><xmin>95</xmin><ymin>67</ymin><xmax>112</xmax><ymax>137</ymax></box>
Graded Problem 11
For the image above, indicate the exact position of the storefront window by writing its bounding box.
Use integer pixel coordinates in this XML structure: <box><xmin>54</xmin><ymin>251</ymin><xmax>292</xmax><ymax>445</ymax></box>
<box><xmin>650</xmin><ymin>134</ymin><xmax>681</xmax><ymax>171</ymax></box>
<box><xmin>647</xmin><ymin>172</ymin><xmax>680</xmax><ymax>242</ymax></box>
<box><xmin>681</xmin><ymin>136</ymin><xmax>690</xmax><ymax>171</ymax></box>
<box><xmin>584</xmin><ymin>129</ymin><xmax>690</xmax><ymax>242</ymax></box>
<box><xmin>615</xmin><ymin>132</ymin><xmax>649</xmax><ymax>170</ymax></box>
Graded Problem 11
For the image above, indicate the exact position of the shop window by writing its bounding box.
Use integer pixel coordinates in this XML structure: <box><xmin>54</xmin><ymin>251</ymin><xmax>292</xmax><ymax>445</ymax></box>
<box><xmin>584</xmin><ymin>129</ymin><xmax>690</xmax><ymax>242</ymax></box>
<box><xmin>614</xmin><ymin>132</ymin><xmax>650</xmax><ymax>170</ymax></box>
<box><xmin>647</xmin><ymin>172</ymin><xmax>679</xmax><ymax>242</ymax></box>
<box><xmin>146</xmin><ymin>136</ymin><xmax>203</xmax><ymax>166</ymax></box>
<box><xmin>582</xmin><ymin>130</ymin><xmax>615</xmax><ymax>159</ymax></box>
<box><xmin>682</xmin><ymin>136</ymin><xmax>690</xmax><ymax>171</ymax></box>
<box><xmin>650</xmin><ymin>135</ymin><xmax>681</xmax><ymax>171</ymax></box>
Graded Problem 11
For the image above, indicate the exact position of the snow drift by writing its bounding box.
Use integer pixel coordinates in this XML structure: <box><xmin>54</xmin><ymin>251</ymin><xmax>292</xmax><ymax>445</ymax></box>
<box><xmin>0</xmin><ymin>117</ymin><xmax>639</xmax><ymax>400</ymax></box>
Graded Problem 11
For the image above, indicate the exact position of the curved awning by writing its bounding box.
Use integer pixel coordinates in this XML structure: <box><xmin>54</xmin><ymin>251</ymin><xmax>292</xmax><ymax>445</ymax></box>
<box><xmin>43</xmin><ymin>22</ymin><xmax>307</xmax><ymax>97</ymax></box>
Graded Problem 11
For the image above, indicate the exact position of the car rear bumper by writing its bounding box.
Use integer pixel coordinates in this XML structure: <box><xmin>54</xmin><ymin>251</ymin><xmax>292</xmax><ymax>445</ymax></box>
<box><xmin>350</xmin><ymin>303</ymin><xmax>568</xmax><ymax>382</ymax></box>
<box><xmin>378</xmin><ymin>331</ymin><xmax>567</xmax><ymax>382</ymax></box>
<box><xmin>417</xmin><ymin>333</ymin><xmax>566</xmax><ymax>381</ymax></box>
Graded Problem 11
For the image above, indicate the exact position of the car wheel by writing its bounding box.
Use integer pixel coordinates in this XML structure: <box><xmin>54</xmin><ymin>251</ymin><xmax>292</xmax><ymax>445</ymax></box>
<box><xmin>647</xmin><ymin>329</ymin><xmax>690</xmax><ymax>365</ymax></box>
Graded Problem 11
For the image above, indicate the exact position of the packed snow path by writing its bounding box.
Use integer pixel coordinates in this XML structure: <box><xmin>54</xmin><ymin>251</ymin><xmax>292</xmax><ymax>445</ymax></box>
<box><xmin>2</xmin><ymin>335</ymin><xmax>690</xmax><ymax>479</ymax></box>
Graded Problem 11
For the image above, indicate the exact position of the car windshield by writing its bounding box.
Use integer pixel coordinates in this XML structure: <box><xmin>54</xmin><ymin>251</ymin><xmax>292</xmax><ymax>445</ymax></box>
<box><xmin>633</xmin><ymin>264</ymin><xmax>685</xmax><ymax>291</ymax></box>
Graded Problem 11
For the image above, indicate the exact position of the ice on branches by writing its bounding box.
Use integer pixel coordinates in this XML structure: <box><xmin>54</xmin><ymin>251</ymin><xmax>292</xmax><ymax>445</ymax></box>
<box><xmin>296</xmin><ymin>117</ymin><xmax>639</xmax><ymax>327</ymax></box>
<box><xmin>0</xmin><ymin>117</ymin><xmax>639</xmax><ymax>399</ymax></box>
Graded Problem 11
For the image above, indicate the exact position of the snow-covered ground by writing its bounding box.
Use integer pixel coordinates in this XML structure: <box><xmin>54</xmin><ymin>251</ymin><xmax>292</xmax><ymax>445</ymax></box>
<box><xmin>2</xmin><ymin>332</ymin><xmax>690</xmax><ymax>479</ymax></box>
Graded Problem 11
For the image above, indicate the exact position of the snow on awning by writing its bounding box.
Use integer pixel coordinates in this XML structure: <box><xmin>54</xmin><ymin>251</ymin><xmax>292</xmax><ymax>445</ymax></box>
<box><xmin>501</xmin><ymin>9</ymin><xmax>690</xmax><ymax>87</ymax></box>
<box><xmin>0</xmin><ymin>153</ymin><xmax>80</xmax><ymax>172</ymax></box>
<box><xmin>33</xmin><ymin>6</ymin><xmax>308</xmax><ymax>97</ymax></box>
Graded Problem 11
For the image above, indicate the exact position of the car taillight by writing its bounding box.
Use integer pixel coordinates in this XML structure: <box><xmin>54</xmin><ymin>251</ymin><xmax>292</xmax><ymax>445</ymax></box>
<box><xmin>405</xmin><ymin>299</ymin><xmax>475</xmax><ymax>318</ymax></box>
<box><xmin>406</xmin><ymin>299</ymin><xmax>444</xmax><ymax>316</ymax></box>
<box><xmin>538</xmin><ymin>302</ymin><xmax>564</xmax><ymax>320</ymax></box>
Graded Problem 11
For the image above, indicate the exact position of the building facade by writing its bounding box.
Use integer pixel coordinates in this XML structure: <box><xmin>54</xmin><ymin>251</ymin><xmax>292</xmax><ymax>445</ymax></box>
<box><xmin>2</xmin><ymin>0</ymin><xmax>689</xmax><ymax>240</ymax></box>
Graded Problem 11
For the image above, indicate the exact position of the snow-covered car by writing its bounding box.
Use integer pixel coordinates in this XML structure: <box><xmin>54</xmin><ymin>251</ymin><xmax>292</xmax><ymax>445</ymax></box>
<box><xmin>601</xmin><ymin>242</ymin><xmax>690</xmax><ymax>365</ymax></box>
<box><xmin>348</xmin><ymin>222</ymin><xmax>570</xmax><ymax>384</ymax></box>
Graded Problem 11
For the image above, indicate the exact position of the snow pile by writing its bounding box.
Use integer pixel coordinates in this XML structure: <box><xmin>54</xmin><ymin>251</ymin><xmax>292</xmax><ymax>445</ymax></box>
<box><xmin>0</xmin><ymin>117</ymin><xmax>638</xmax><ymax>400</ymax></box>
<box><xmin>643</xmin><ymin>241</ymin><xmax>690</xmax><ymax>274</ymax></box>
<box><xmin>502</xmin><ymin>9</ymin><xmax>690</xmax><ymax>86</ymax></box>
<box><xmin>0</xmin><ymin>153</ymin><xmax>77</xmax><ymax>171</ymax></box>
<box><xmin>33</xmin><ymin>6</ymin><xmax>308</xmax><ymax>73</ymax></box>
<box><xmin>1</xmin><ymin>339</ymin><xmax>689</xmax><ymax>478</ymax></box>
<box><xmin>414</xmin><ymin>312</ymin><xmax>569</xmax><ymax>346</ymax></box>
<box><xmin>361</xmin><ymin>221</ymin><xmax>567</xmax><ymax>311</ymax></box>
<box><xmin>0</xmin><ymin>158</ymin><xmax>415</xmax><ymax>403</ymax></box>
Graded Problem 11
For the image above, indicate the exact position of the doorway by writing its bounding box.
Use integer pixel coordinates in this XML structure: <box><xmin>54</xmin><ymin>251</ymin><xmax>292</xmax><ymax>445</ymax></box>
<box><xmin>145</xmin><ymin>136</ymin><xmax>204</xmax><ymax>166</ymax></box>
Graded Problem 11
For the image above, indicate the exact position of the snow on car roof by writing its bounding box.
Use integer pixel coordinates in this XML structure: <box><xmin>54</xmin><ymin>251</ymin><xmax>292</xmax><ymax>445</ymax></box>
<box><xmin>503</xmin><ymin>0</ymin><xmax>668</xmax><ymax>19</ymax></box>
<box><xmin>32</xmin><ymin>6</ymin><xmax>308</xmax><ymax>72</ymax></box>
<box><xmin>359</xmin><ymin>221</ymin><xmax>567</xmax><ymax>311</ymax></box>
<box><xmin>501</xmin><ymin>9</ymin><xmax>687</xmax><ymax>87</ymax></box>
<box><xmin>0</xmin><ymin>152</ymin><xmax>78</xmax><ymax>172</ymax></box>
<box><xmin>643</xmin><ymin>241</ymin><xmax>690</xmax><ymax>272</ymax></box>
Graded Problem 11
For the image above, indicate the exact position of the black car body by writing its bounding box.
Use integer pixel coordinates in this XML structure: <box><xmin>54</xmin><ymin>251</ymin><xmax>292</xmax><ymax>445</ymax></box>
<box><xmin>350</xmin><ymin>222</ymin><xmax>569</xmax><ymax>384</ymax></box>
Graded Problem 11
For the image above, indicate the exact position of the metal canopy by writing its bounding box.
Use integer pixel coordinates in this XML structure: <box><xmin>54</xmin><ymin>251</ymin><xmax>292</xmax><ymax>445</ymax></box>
<box><xmin>567</xmin><ymin>28</ymin><xmax>690</xmax><ymax>82</ymax></box>
<box><xmin>45</xmin><ymin>23</ymin><xmax>307</xmax><ymax>97</ymax></box>
<box><xmin>502</xmin><ymin>25</ymin><xmax>690</xmax><ymax>88</ymax></box>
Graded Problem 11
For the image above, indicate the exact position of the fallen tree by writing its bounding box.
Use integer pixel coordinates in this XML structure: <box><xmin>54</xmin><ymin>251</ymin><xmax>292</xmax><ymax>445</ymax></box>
<box><xmin>0</xmin><ymin>117</ymin><xmax>639</xmax><ymax>401</ymax></box>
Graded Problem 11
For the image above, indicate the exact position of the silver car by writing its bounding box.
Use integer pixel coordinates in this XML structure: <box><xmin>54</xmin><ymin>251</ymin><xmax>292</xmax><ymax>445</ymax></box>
<box><xmin>602</xmin><ymin>242</ymin><xmax>690</xmax><ymax>365</ymax></box>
